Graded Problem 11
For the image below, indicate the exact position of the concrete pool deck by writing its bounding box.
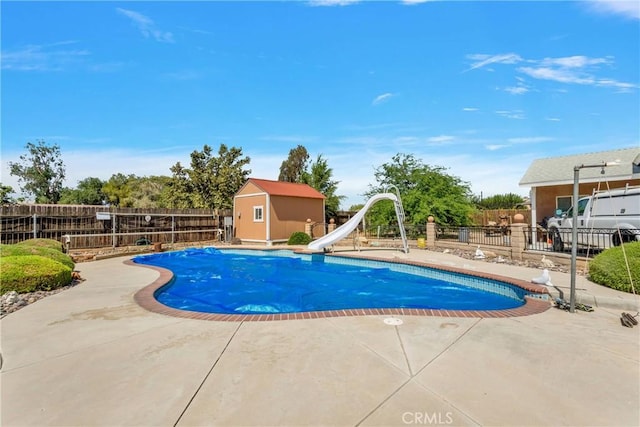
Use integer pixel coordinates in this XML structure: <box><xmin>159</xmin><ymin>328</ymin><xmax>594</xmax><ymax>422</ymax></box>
<box><xmin>1</xmin><ymin>246</ymin><xmax>639</xmax><ymax>426</ymax></box>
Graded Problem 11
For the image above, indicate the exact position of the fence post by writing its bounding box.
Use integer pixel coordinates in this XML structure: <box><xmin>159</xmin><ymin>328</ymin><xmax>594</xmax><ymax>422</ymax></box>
<box><xmin>510</xmin><ymin>213</ymin><xmax>526</xmax><ymax>261</ymax></box>
<box><xmin>32</xmin><ymin>214</ymin><xmax>38</xmax><ymax>239</ymax></box>
<box><xmin>112</xmin><ymin>210</ymin><xmax>117</xmax><ymax>248</ymax></box>
<box><xmin>171</xmin><ymin>215</ymin><xmax>175</xmax><ymax>244</ymax></box>
<box><xmin>305</xmin><ymin>218</ymin><xmax>313</xmax><ymax>237</ymax></box>
<box><xmin>327</xmin><ymin>218</ymin><xmax>336</xmax><ymax>234</ymax></box>
<box><xmin>426</xmin><ymin>216</ymin><xmax>436</xmax><ymax>248</ymax></box>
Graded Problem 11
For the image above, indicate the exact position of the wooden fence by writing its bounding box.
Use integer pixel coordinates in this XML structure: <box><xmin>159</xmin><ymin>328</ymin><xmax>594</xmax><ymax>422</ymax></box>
<box><xmin>0</xmin><ymin>204</ymin><xmax>232</xmax><ymax>249</ymax></box>
<box><xmin>470</xmin><ymin>209</ymin><xmax>531</xmax><ymax>226</ymax></box>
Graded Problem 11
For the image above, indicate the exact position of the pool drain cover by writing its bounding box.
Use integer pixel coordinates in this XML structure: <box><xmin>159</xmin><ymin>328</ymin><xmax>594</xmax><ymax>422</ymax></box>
<box><xmin>384</xmin><ymin>317</ymin><xmax>403</xmax><ymax>326</ymax></box>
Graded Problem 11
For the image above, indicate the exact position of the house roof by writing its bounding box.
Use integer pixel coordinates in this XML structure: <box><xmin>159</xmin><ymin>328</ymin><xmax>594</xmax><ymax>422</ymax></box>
<box><xmin>519</xmin><ymin>147</ymin><xmax>640</xmax><ymax>187</ymax></box>
<box><xmin>238</xmin><ymin>178</ymin><xmax>326</xmax><ymax>199</ymax></box>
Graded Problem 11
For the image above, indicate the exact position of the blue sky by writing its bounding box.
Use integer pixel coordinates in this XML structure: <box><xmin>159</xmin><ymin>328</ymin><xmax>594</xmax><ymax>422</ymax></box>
<box><xmin>2</xmin><ymin>0</ymin><xmax>639</xmax><ymax>208</ymax></box>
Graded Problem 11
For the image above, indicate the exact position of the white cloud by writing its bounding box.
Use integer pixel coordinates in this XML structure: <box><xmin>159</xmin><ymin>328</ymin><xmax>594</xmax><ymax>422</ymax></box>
<box><xmin>462</xmin><ymin>107</ymin><xmax>479</xmax><ymax>112</ymax></box>
<box><xmin>372</xmin><ymin>92</ymin><xmax>395</xmax><ymax>106</ymax></box>
<box><xmin>507</xmin><ymin>137</ymin><xmax>553</xmax><ymax>144</ymax></box>
<box><xmin>587</xmin><ymin>0</ymin><xmax>640</xmax><ymax>20</ymax></box>
<box><xmin>466</xmin><ymin>52</ymin><xmax>637</xmax><ymax>93</ymax></box>
<box><xmin>427</xmin><ymin>135</ymin><xmax>455</xmax><ymax>144</ymax></box>
<box><xmin>401</xmin><ymin>0</ymin><xmax>434</xmax><ymax>5</ymax></box>
<box><xmin>539</xmin><ymin>55</ymin><xmax>612</xmax><ymax>68</ymax></box>
<box><xmin>495</xmin><ymin>110</ymin><xmax>525</xmax><ymax>120</ymax></box>
<box><xmin>464</xmin><ymin>53</ymin><xmax>522</xmax><ymax>72</ymax></box>
<box><xmin>308</xmin><ymin>0</ymin><xmax>360</xmax><ymax>6</ymax></box>
<box><xmin>116</xmin><ymin>8</ymin><xmax>174</xmax><ymax>43</ymax></box>
<box><xmin>393</xmin><ymin>136</ymin><xmax>420</xmax><ymax>145</ymax></box>
<box><xmin>518</xmin><ymin>65</ymin><xmax>637</xmax><ymax>91</ymax></box>
<box><xmin>545</xmin><ymin>117</ymin><xmax>561</xmax><ymax>122</ymax></box>
<box><xmin>503</xmin><ymin>85</ymin><xmax>529</xmax><ymax>95</ymax></box>
<box><xmin>518</xmin><ymin>66</ymin><xmax>592</xmax><ymax>84</ymax></box>
<box><xmin>595</xmin><ymin>79</ymin><xmax>638</xmax><ymax>91</ymax></box>
<box><xmin>485</xmin><ymin>144</ymin><xmax>510</xmax><ymax>151</ymax></box>
<box><xmin>1</xmin><ymin>41</ymin><xmax>90</xmax><ymax>71</ymax></box>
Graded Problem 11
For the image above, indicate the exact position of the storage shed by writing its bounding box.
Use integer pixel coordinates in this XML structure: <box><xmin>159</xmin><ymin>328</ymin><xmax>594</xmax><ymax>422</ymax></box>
<box><xmin>233</xmin><ymin>178</ymin><xmax>326</xmax><ymax>245</ymax></box>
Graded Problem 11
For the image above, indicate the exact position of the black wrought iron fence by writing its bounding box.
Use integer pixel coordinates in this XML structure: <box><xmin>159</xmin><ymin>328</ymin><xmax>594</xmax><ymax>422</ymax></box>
<box><xmin>527</xmin><ymin>226</ymin><xmax>637</xmax><ymax>255</ymax></box>
<box><xmin>523</xmin><ymin>226</ymin><xmax>552</xmax><ymax>252</ymax></box>
<box><xmin>436</xmin><ymin>226</ymin><xmax>512</xmax><ymax>247</ymax></box>
<box><xmin>361</xmin><ymin>224</ymin><xmax>426</xmax><ymax>240</ymax></box>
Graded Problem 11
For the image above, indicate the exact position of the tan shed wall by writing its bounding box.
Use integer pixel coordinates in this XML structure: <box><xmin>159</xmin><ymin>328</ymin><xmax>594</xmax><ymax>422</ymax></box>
<box><xmin>236</xmin><ymin>181</ymin><xmax>264</xmax><ymax>197</ymax></box>
<box><xmin>234</xmin><ymin>194</ymin><xmax>267</xmax><ymax>241</ymax></box>
<box><xmin>269</xmin><ymin>196</ymin><xmax>325</xmax><ymax>241</ymax></box>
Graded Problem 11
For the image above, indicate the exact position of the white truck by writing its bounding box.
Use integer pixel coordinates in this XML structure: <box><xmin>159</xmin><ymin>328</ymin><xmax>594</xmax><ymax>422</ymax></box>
<box><xmin>546</xmin><ymin>185</ymin><xmax>640</xmax><ymax>252</ymax></box>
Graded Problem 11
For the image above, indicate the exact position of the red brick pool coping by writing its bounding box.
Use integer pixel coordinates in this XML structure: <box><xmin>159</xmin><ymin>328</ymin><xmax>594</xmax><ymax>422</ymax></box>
<box><xmin>128</xmin><ymin>250</ymin><xmax>551</xmax><ymax>322</ymax></box>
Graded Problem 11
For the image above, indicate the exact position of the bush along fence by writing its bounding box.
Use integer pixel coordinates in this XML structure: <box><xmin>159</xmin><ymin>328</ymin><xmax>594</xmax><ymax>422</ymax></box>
<box><xmin>0</xmin><ymin>204</ymin><xmax>232</xmax><ymax>250</ymax></box>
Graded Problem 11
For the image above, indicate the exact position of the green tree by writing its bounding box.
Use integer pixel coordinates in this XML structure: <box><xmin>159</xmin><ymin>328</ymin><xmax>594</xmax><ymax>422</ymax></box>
<box><xmin>102</xmin><ymin>173</ymin><xmax>136</xmax><ymax>207</ymax></box>
<box><xmin>100</xmin><ymin>174</ymin><xmax>173</xmax><ymax>208</ymax></box>
<box><xmin>8</xmin><ymin>140</ymin><xmax>66</xmax><ymax>203</ymax></box>
<box><xmin>278</xmin><ymin>145</ymin><xmax>309</xmax><ymax>182</ymax></box>
<box><xmin>0</xmin><ymin>183</ymin><xmax>17</xmax><ymax>204</ymax></box>
<box><xmin>166</xmin><ymin>162</ymin><xmax>194</xmax><ymax>208</ymax></box>
<box><xmin>167</xmin><ymin>144</ymin><xmax>251</xmax><ymax>209</ymax></box>
<box><xmin>59</xmin><ymin>177</ymin><xmax>107</xmax><ymax>205</ymax></box>
<box><xmin>302</xmin><ymin>155</ymin><xmax>345</xmax><ymax>220</ymax></box>
<box><xmin>365</xmin><ymin>153</ymin><xmax>475</xmax><ymax>226</ymax></box>
<box><xmin>472</xmin><ymin>193</ymin><xmax>525</xmax><ymax>210</ymax></box>
<box><xmin>129</xmin><ymin>175</ymin><xmax>172</xmax><ymax>208</ymax></box>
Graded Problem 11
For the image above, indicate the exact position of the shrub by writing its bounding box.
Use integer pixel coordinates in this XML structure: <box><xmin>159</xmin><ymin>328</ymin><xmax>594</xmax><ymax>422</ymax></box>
<box><xmin>287</xmin><ymin>231</ymin><xmax>312</xmax><ymax>245</ymax></box>
<box><xmin>16</xmin><ymin>238</ymin><xmax>63</xmax><ymax>252</ymax></box>
<box><xmin>0</xmin><ymin>255</ymin><xmax>72</xmax><ymax>293</ymax></box>
<box><xmin>0</xmin><ymin>244</ymin><xmax>75</xmax><ymax>270</ymax></box>
<box><xmin>589</xmin><ymin>242</ymin><xmax>640</xmax><ymax>293</ymax></box>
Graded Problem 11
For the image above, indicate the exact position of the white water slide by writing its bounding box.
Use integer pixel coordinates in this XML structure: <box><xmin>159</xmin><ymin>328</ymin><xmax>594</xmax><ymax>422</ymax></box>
<box><xmin>307</xmin><ymin>192</ymin><xmax>409</xmax><ymax>253</ymax></box>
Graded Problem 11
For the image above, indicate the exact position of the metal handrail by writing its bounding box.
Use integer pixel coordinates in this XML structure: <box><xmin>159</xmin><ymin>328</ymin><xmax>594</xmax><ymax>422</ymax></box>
<box><xmin>386</xmin><ymin>185</ymin><xmax>409</xmax><ymax>253</ymax></box>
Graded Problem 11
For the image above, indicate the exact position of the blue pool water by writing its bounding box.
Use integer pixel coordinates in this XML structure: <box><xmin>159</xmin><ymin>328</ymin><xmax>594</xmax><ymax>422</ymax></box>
<box><xmin>133</xmin><ymin>248</ymin><xmax>526</xmax><ymax>314</ymax></box>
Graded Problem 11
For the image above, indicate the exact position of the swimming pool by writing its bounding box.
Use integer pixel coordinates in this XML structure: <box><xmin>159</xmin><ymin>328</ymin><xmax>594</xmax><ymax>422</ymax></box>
<box><xmin>132</xmin><ymin>248</ymin><xmax>547</xmax><ymax>317</ymax></box>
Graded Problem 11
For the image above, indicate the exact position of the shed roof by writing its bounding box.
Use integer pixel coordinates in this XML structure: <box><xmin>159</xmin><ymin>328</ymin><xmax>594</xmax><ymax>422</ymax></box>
<box><xmin>239</xmin><ymin>178</ymin><xmax>326</xmax><ymax>199</ymax></box>
<box><xmin>519</xmin><ymin>147</ymin><xmax>640</xmax><ymax>187</ymax></box>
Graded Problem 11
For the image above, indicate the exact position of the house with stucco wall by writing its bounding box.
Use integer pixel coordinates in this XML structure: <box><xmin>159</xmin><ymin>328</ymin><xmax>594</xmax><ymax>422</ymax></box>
<box><xmin>519</xmin><ymin>147</ymin><xmax>640</xmax><ymax>230</ymax></box>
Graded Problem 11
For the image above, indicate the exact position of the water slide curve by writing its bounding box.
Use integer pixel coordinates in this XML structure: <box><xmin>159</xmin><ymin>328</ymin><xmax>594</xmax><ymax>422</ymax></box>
<box><xmin>307</xmin><ymin>193</ymin><xmax>399</xmax><ymax>251</ymax></box>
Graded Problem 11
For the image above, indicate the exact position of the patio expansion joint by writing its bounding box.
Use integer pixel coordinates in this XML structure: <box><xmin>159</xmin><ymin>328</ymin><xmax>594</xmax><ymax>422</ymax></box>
<box><xmin>324</xmin><ymin>317</ymin><xmax>413</xmax><ymax>378</ymax></box>
<box><xmin>173</xmin><ymin>320</ymin><xmax>244</xmax><ymax>427</ymax></box>
<box><xmin>394</xmin><ymin>325</ymin><xmax>413</xmax><ymax>377</ymax></box>
<box><xmin>413</xmin><ymin>317</ymin><xmax>482</xmax><ymax>378</ymax></box>
<box><xmin>355</xmin><ymin>318</ymin><xmax>483</xmax><ymax>427</ymax></box>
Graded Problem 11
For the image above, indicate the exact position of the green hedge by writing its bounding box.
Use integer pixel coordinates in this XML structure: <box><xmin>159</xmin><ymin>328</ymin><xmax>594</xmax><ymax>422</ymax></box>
<box><xmin>589</xmin><ymin>242</ymin><xmax>640</xmax><ymax>293</ymax></box>
<box><xmin>0</xmin><ymin>255</ymin><xmax>72</xmax><ymax>293</ymax></box>
<box><xmin>15</xmin><ymin>238</ymin><xmax>64</xmax><ymax>252</ymax></box>
<box><xmin>0</xmin><ymin>244</ymin><xmax>75</xmax><ymax>270</ymax></box>
<box><xmin>288</xmin><ymin>231</ymin><xmax>312</xmax><ymax>245</ymax></box>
